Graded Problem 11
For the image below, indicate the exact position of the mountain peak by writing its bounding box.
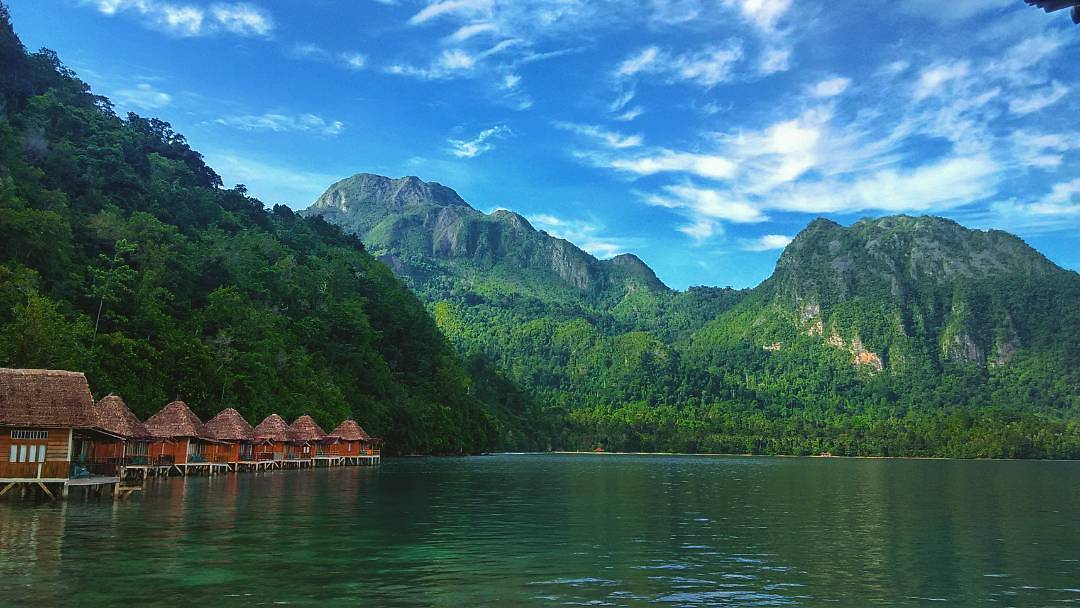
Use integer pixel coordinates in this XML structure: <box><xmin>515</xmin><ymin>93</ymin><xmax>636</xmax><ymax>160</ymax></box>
<box><xmin>608</xmin><ymin>253</ymin><xmax>668</xmax><ymax>291</ymax></box>
<box><xmin>311</xmin><ymin>173</ymin><xmax>470</xmax><ymax>215</ymax></box>
<box><xmin>772</xmin><ymin>214</ymin><xmax>1064</xmax><ymax>303</ymax></box>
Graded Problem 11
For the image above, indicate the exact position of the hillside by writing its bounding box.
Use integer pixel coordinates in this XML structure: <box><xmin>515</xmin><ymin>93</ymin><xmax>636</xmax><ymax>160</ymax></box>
<box><xmin>309</xmin><ymin>176</ymin><xmax>1080</xmax><ymax>458</ymax></box>
<box><xmin>305</xmin><ymin>173</ymin><xmax>746</xmax><ymax>413</ymax></box>
<box><xmin>308</xmin><ymin>173</ymin><xmax>672</xmax><ymax>301</ymax></box>
<box><xmin>0</xmin><ymin>7</ymin><xmax>547</xmax><ymax>454</ymax></box>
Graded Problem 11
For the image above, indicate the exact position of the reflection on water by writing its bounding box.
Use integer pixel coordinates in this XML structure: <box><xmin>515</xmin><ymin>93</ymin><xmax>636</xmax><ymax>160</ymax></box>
<box><xmin>0</xmin><ymin>455</ymin><xmax>1077</xmax><ymax>607</ymax></box>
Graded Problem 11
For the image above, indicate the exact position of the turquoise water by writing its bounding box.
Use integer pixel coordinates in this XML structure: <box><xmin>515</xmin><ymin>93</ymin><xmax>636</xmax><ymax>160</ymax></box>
<box><xmin>1</xmin><ymin>454</ymin><xmax>1078</xmax><ymax>606</ymax></box>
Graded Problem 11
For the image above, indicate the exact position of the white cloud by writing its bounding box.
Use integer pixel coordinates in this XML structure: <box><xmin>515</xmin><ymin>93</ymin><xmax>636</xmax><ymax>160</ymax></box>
<box><xmin>292</xmin><ymin>43</ymin><xmax>329</xmax><ymax>59</ymax></box>
<box><xmin>386</xmin><ymin>42</ymin><xmax>519</xmax><ymax>80</ymax></box>
<box><xmin>1011</xmin><ymin>130</ymin><xmax>1080</xmax><ymax>169</ymax></box>
<box><xmin>678</xmin><ymin>218</ymin><xmax>720</xmax><ymax>242</ymax></box>
<box><xmin>214</xmin><ymin>112</ymin><xmax>345</xmax><ymax>135</ymax></box>
<box><xmin>409</xmin><ymin>0</ymin><xmax>493</xmax><ymax>25</ymax></box>
<box><xmin>770</xmin><ymin>155</ymin><xmax>1000</xmax><ymax>214</ymax></box>
<box><xmin>1008</xmin><ymin>81</ymin><xmax>1068</xmax><ymax>115</ymax></box>
<box><xmin>528</xmin><ymin>213</ymin><xmax>630</xmax><ymax>259</ymax></box>
<box><xmin>1026</xmin><ymin>179</ymin><xmax>1080</xmax><ymax>215</ymax></box>
<box><xmin>609</xmin><ymin>89</ymin><xmax>635</xmax><ymax>112</ymax></box>
<box><xmin>210</xmin><ymin>3</ymin><xmax>272</xmax><ymax>36</ymax></box>
<box><xmin>85</xmin><ymin>0</ymin><xmax>273</xmax><ymax>37</ymax></box>
<box><xmin>990</xmin><ymin>179</ymin><xmax>1080</xmax><ymax>230</ymax></box>
<box><xmin>616</xmin><ymin>43</ymin><xmax>744</xmax><ymax>87</ymax></box>
<box><xmin>610</xmin><ymin>151</ymin><xmax>736</xmax><ymax>180</ymax></box>
<box><xmin>555</xmin><ymin>122</ymin><xmax>643</xmax><ymax>149</ymax></box>
<box><xmin>758</xmin><ymin>48</ymin><xmax>791</xmax><ymax>75</ymax></box>
<box><xmin>808</xmin><ymin>76</ymin><xmax>850</xmax><ymax>98</ymax></box>
<box><xmin>913</xmin><ymin>60</ymin><xmax>970</xmax><ymax>100</ymax></box>
<box><xmin>724</xmin><ymin>0</ymin><xmax>792</xmax><ymax>31</ymax></box>
<box><xmin>440</xmin><ymin>48</ymin><xmax>476</xmax><ymax>70</ymax></box>
<box><xmin>501</xmin><ymin>73</ymin><xmax>521</xmax><ymax>89</ymax></box>
<box><xmin>616</xmin><ymin>46</ymin><xmax>661</xmax><ymax>78</ymax></box>
<box><xmin>341</xmin><ymin>52</ymin><xmax>368</xmax><ymax>70</ymax></box>
<box><xmin>160</xmin><ymin>5</ymin><xmax>202</xmax><ymax>35</ymax></box>
<box><xmin>447</xmin><ymin>22</ymin><xmax>499</xmax><ymax>42</ymax></box>
<box><xmin>743</xmin><ymin>234</ymin><xmax>793</xmax><ymax>251</ymax></box>
<box><xmin>614</xmin><ymin>107</ymin><xmax>645</xmax><ymax>122</ymax></box>
<box><xmin>647</xmin><ymin>184</ymin><xmax>767</xmax><ymax>223</ymax></box>
<box><xmin>113</xmin><ymin>83</ymin><xmax>172</xmax><ymax>109</ymax></box>
<box><xmin>566</xmin><ymin>34</ymin><xmax>1066</xmax><ymax>243</ymax></box>
<box><xmin>448</xmin><ymin>124</ymin><xmax>511</xmax><ymax>158</ymax></box>
<box><xmin>292</xmin><ymin>45</ymin><xmax>369</xmax><ymax>72</ymax></box>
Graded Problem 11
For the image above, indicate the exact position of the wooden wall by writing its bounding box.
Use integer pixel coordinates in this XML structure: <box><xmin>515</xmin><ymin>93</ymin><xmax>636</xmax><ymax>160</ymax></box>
<box><xmin>0</xmin><ymin>427</ymin><xmax>71</xmax><ymax>463</ymax></box>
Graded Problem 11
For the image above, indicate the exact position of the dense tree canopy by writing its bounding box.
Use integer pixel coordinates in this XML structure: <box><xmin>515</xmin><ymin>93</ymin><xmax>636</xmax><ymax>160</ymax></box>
<box><xmin>0</xmin><ymin>5</ymin><xmax>553</xmax><ymax>454</ymax></box>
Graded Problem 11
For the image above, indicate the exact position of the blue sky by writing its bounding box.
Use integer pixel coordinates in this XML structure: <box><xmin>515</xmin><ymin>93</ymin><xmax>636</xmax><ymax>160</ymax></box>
<box><xmin>8</xmin><ymin>0</ymin><xmax>1079</xmax><ymax>289</ymax></box>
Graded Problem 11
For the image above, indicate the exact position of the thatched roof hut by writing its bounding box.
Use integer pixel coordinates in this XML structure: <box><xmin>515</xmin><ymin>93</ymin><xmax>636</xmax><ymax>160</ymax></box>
<box><xmin>144</xmin><ymin>400</ymin><xmax>208</xmax><ymax>439</ymax></box>
<box><xmin>254</xmin><ymin>413</ymin><xmax>291</xmax><ymax>442</ymax></box>
<box><xmin>327</xmin><ymin>419</ymin><xmax>371</xmax><ymax>442</ymax></box>
<box><xmin>95</xmin><ymin>394</ymin><xmax>150</xmax><ymax>439</ymax></box>
<box><xmin>0</xmin><ymin>368</ymin><xmax>99</xmax><ymax>428</ymax></box>
<box><xmin>288</xmin><ymin>415</ymin><xmax>326</xmax><ymax>442</ymax></box>
<box><xmin>205</xmin><ymin>408</ymin><xmax>255</xmax><ymax>442</ymax></box>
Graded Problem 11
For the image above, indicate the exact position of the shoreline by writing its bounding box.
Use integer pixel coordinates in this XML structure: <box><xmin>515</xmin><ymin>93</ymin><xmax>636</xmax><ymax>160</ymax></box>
<box><xmin>493</xmin><ymin>451</ymin><xmax>1080</xmax><ymax>462</ymax></box>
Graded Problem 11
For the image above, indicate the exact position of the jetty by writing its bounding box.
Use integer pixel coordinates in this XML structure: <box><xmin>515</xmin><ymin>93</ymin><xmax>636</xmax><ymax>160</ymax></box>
<box><xmin>0</xmin><ymin>368</ymin><xmax>382</xmax><ymax>501</ymax></box>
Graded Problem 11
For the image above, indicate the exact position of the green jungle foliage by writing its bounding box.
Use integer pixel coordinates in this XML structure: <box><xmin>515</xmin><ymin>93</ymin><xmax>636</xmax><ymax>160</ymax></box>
<box><xmin>0</xmin><ymin>6</ymin><xmax>553</xmax><ymax>454</ymax></box>
<box><xmin>308</xmin><ymin>178</ymin><xmax>1080</xmax><ymax>459</ymax></box>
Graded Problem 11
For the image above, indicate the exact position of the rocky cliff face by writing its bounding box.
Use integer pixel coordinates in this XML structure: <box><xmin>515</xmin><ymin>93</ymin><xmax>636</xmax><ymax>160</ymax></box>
<box><xmin>757</xmin><ymin>215</ymin><xmax>1077</xmax><ymax>370</ymax></box>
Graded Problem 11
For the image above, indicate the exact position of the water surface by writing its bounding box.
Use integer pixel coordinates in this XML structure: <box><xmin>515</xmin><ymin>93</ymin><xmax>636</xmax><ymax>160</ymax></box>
<box><xmin>1</xmin><ymin>454</ymin><xmax>1077</xmax><ymax>606</ymax></box>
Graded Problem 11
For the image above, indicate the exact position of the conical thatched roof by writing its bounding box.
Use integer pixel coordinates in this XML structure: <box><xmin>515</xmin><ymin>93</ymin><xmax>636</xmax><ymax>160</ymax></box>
<box><xmin>254</xmin><ymin>413</ymin><xmax>291</xmax><ymax>442</ymax></box>
<box><xmin>288</xmin><ymin>414</ymin><xmax>326</xmax><ymax>442</ymax></box>
<box><xmin>95</xmin><ymin>394</ymin><xmax>150</xmax><ymax>439</ymax></box>
<box><xmin>205</xmin><ymin>408</ymin><xmax>255</xmax><ymax>442</ymax></box>
<box><xmin>144</xmin><ymin>400</ymin><xmax>208</xmax><ymax>439</ymax></box>
<box><xmin>327</xmin><ymin>419</ymin><xmax>371</xmax><ymax>441</ymax></box>
<box><xmin>0</xmin><ymin>368</ymin><xmax>100</xmax><ymax>428</ymax></box>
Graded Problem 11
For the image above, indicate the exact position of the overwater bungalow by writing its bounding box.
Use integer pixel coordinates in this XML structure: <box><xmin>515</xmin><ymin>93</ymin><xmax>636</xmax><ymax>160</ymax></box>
<box><xmin>144</xmin><ymin>401</ymin><xmax>226</xmax><ymax>476</ymax></box>
<box><xmin>205</xmin><ymin>408</ymin><xmax>268</xmax><ymax>471</ymax></box>
<box><xmin>253</xmin><ymin>413</ymin><xmax>291</xmax><ymax>465</ymax></box>
<box><xmin>326</xmin><ymin>419</ymin><xmax>382</xmax><ymax>465</ymax></box>
<box><xmin>93</xmin><ymin>395</ymin><xmax>164</xmax><ymax>479</ymax></box>
<box><xmin>288</xmin><ymin>415</ymin><xmax>326</xmax><ymax>467</ymax></box>
<box><xmin>0</xmin><ymin>369</ymin><xmax>128</xmax><ymax>499</ymax></box>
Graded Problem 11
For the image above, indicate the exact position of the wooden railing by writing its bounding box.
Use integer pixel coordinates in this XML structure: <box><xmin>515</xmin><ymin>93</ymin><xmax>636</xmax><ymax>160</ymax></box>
<box><xmin>0</xmin><ymin>461</ymin><xmax>73</xmax><ymax>479</ymax></box>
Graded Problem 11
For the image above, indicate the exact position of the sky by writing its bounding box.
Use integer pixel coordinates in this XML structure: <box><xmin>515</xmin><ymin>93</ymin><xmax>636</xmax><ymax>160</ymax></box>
<box><xmin>7</xmin><ymin>0</ymin><xmax>1079</xmax><ymax>289</ymax></box>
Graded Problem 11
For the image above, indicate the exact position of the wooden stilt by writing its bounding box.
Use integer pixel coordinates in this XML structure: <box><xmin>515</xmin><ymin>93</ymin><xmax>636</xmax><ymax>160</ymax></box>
<box><xmin>0</xmin><ymin>482</ymin><xmax>15</xmax><ymax>498</ymax></box>
<box><xmin>36</xmin><ymin>482</ymin><xmax>55</xmax><ymax>500</ymax></box>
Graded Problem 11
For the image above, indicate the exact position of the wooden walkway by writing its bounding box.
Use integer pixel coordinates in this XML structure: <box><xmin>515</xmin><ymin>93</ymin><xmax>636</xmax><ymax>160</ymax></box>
<box><xmin>2</xmin><ymin>452</ymin><xmax>380</xmax><ymax>501</ymax></box>
<box><xmin>0</xmin><ymin>475</ymin><xmax>142</xmax><ymax>500</ymax></box>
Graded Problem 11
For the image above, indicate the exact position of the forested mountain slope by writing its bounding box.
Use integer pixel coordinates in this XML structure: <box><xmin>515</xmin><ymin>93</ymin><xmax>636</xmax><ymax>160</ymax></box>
<box><xmin>305</xmin><ymin>173</ymin><xmax>746</xmax><ymax>408</ymax></box>
<box><xmin>309</xmin><ymin>176</ymin><xmax>1080</xmax><ymax>458</ymax></box>
<box><xmin>0</xmin><ymin>6</ymin><xmax>546</xmax><ymax>454</ymax></box>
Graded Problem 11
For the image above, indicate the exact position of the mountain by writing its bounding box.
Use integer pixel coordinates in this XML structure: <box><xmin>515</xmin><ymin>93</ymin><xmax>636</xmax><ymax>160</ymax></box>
<box><xmin>308</xmin><ymin>175</ymin><xmax>1080</xmax><ymax>458</ymax></box>
<box><xmin>305</xmin><ymin>173</ymin><xmax>746</xmax><ymax>416</ymax></box>
<box><xmin>0</xmin><ymin>8</ymin><xmax>544</xmax><ymax>455</ymax></box>
<box><xmin>308</xmin><ymin>173</ymin><xmax>669</xmax><ymax>300</ymax></box>
<box><xmin>760</xmin><ymin>215</ymin><xmax>1075</xmax><ymax>369</ymax></box>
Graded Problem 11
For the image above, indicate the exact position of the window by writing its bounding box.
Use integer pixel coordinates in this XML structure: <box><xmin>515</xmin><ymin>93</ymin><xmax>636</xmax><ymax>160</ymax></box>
<box><xmin>10</xmin><ymin>430</ymin><xmax>48</xmax><ymax>440</ymax></box>
<box><xmin>8</xmin><ymin>445</ymin><xmax>46</xmax><ymax>463</ymax></box>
